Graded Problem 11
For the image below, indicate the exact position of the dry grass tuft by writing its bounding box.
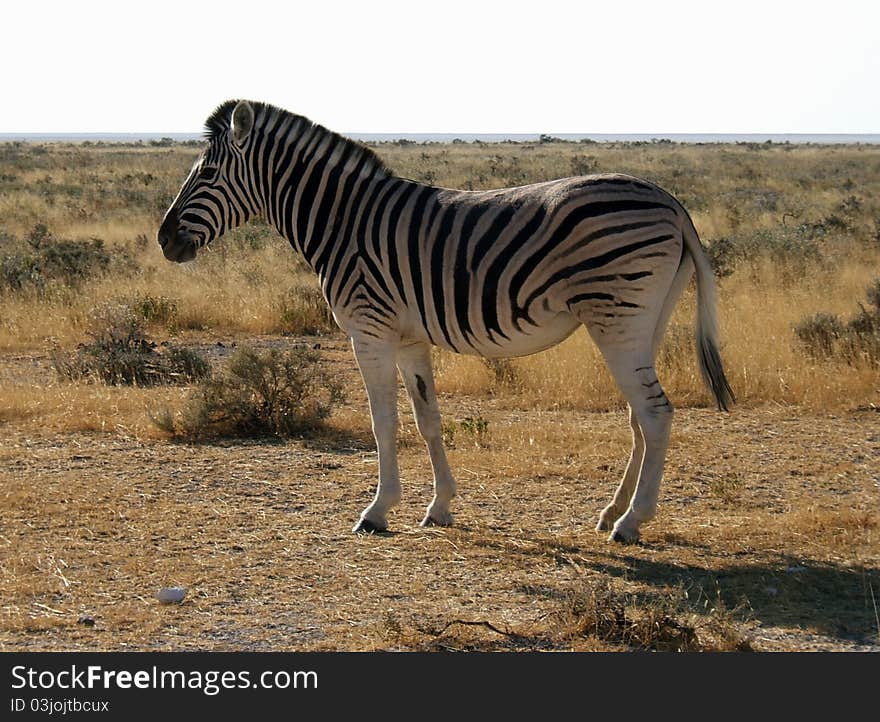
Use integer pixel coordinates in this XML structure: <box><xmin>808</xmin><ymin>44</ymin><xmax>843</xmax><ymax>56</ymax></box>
<box><xmin>548</xmin><ymin>581</ymin><xmax>751</xmax><ymax>652</ymax></box>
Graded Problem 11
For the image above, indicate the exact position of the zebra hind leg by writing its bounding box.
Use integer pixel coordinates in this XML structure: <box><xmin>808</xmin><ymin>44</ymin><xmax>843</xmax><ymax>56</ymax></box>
<box><xmin>595</xmin><ymin>404</ymin><xmax>643</xmax><ymax>532</ymax></box>
<box><xmin>397</xmin><ymin>342</ymin><xmax>457</xmax><ymax>527</ymax></box>
<box><xmin>591</xmin><ymin>344</ymin><xmax>674</xmax><ymax>544</ymax></box>
<box><xmin>596</xmin><ymin>254</ymin><xmax>694</xmax><ymax>533</ymax></box>
<box><xmin>351</xmin><ymin>338</ymin><xmax>401</xmax><ymax>533</ymax></box>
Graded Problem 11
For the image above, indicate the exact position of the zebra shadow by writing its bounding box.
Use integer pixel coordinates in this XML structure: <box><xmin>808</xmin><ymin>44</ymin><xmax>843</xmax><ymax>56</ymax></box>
<box><xmin>467</xmin><ymin>530</ymin><xmax>879</xmax><ymax>644</ymax></box>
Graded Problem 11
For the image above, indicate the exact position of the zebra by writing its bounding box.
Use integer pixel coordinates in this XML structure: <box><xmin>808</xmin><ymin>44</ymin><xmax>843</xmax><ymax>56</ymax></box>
<box><xmin>158</xmin><ymin>100</ymin><xmax>734</xmax><ymax>544</ymax></box>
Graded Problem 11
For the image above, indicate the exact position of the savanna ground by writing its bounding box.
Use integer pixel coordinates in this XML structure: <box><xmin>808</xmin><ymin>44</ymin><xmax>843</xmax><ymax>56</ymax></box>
<box><xmin>0</xmin><ymin>138</ymin><xmax>878</xmax><ymax>651</ymax></box>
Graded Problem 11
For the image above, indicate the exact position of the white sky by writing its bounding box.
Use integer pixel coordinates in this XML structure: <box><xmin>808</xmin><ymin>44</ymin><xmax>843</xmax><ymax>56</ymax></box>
<box><xmin>4</xmin><ymin>0</ymin><xmax>878</xmax><ymax>133</ymax></box>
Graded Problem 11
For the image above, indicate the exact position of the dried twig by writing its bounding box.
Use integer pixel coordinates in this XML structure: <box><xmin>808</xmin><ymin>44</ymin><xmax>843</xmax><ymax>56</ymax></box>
<box><xmin>430</xmin><ymin>619</ymin><xmax>517</xmax><ymax>638</ymax></box>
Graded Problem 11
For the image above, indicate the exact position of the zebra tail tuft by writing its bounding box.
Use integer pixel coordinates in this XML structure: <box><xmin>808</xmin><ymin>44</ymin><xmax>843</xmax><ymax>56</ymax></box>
<box><xmin>682</xmin><ymin>218</ymin><xmax>735</xmax><ymax>412</ymax></box>
<box><xmin>698</xmin><ymin>328</ymin><xmax>735</xmax><ymax>412</ymax></box>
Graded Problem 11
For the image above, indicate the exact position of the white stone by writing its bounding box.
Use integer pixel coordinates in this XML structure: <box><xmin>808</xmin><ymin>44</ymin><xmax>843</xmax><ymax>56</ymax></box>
<box><xmin>156</xmin><ymin>587</ymin><xmax>187</xmax><ymax>604</ymax></box>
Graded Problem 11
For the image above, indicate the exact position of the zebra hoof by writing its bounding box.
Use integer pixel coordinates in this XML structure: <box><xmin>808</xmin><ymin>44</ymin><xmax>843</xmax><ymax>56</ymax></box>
<box><xmin>352</xmin><ymin>518</ymin><xmax>386</xmax><ymax>534</ymax></box>
<box><xmin>595</xmin><ymin>514</ymin><xmax>617</xmax><ymax>533</ymax></box>
<box><xmin>420</xmin><ymin>512</ymin><xmax>453</xmax><ymax>528</ymax></box>
<box><xmin>609</xmin><ymin>529</ymin><xmax>640</xmax><ymax>544</ymax></box>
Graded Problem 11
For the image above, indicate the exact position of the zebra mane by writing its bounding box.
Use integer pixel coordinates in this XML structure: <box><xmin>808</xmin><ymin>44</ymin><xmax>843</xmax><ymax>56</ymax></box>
<box><xmin>204</xmin><ymin>100</ymin><xmax>392</xmax><ymax>177</ymax></box>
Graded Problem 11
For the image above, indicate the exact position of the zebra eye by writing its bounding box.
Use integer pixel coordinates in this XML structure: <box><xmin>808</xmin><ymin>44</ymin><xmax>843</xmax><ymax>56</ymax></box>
<box><xmin>198</xmin><ymin>165</ymin><xmax>219</xmax><ymax>182</ymax></box>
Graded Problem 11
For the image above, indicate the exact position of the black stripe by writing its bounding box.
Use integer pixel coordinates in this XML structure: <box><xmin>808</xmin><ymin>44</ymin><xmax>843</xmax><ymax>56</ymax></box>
<box><xmin>369</xmin><ymin>180</ymin><xmax>401</xmax><ymax>262</ymax></box>
<box><xmin>511</xmin><ymin>201</ymin><xmax>672</xmax><ymax>304</ymax></box>
<box><xmin>304</xmin><ymin>145</ymin><xmax>352</xmax><ymax>263</ymax></box>
<box><xmin>384</xmin><ymin>182</ymin><xmax>418</xmax><ymax>303</ymax></box>
<box><xmin>332</xmin><ymin>254</ymin><xmax>360</xmax><ymax>309</ymax></box>
<box><xmin>409</xmin><ymin>188</ymin><xmax>440</xmax><ymax>343</ymax></box>
<box><xmin>569</xmin><ymin>177</ymin><xmax>655</xmax><ymax>191</ymax></box>
<box><xmin>470</xmin><ymin>205</ymin><xmax>518</xmax><ymax>270</ymax></box>
<box><xmin>361</xmin><ymin>283</ymin><xmax>395</xmax><ymax>316</ymax></box>
<box><xmin>298</xmin><ymin>150</ymin><xmax>338</xmax><ymax>258</ymax></box>
<box><xmin>429</xmin><ymin>203</ymin><xmax>460</xmax><ymax>351</ymax></box>
<box><xmin>340</xmin><ymin>266</ymin><xmax>364</xmax><ymax>309</ymax></box>
<box><xmin>292</xmin><ymin>135</ymin><xmax>330</xmax><ymax>248</ymax></box>
<box><xmin>528</xmin><ymin>234</ymin><xmax>675</xmax><ymax>313</ymax></box>
<box><xmin>481</xmin><ymin>206</ymin><xmax>546</xmax><ymax>342</ymax></box>
<box><xmin>314</xmin><ymin>155</ymin><xmax>369</xmax><ymax>277</ymax></box>
<box><xmin>452</xmin><ymin>203</ymin><xmax>485</xmax><ymax>346</ymax></box>
<box><xmin>327</xmin><ymin>172</ymin><xmax>382</xmax><ymax>305</ymax></box>
<box><xmin>564</xmin><ymin>220</ymin><xmax>661</xmax><ymax>258</ymax></box>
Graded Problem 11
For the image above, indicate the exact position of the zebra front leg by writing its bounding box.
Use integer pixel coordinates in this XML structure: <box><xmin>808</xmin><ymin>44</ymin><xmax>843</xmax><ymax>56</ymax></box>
<box><xmin>397</xmin><ymin>342</ymin><xmax>457</xmax><ymax>527</ymax></box>
<box><xmin>596</xmin><ymin>405</ymin><xmax>644</xmax><ymax>532</ymax></box>
<box><xmin>351</xmin><ymin>339</ymin><xmax>401</xmax><ymax>533</ymax></box>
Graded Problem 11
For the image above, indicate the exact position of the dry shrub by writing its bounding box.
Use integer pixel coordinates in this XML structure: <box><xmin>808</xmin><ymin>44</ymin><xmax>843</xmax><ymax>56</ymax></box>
<box><xmin>794</xmin><ymin>279</ymin><xmax>880</xmax><ymax>365</ymax></box>
<box><xmin>53</xmin><ymin>303</ymin><xmax>209</xmax><ymax>386</ymax></box>
<box><xmin>481</xmin><ymin>357</ymin><xmax>518</xmax><ymax>390</ymax></box>
<box><xmin>0</xmin><ymin>224</ymin><xmax>131</xmax><ymax>294</ymax></box>
<box><xmin>130</xmin><ymin>293</ymin><xmax>179</xmax><ymax>328</ymax></box>
<box><xmin>553</xmin><ymin>581</ymin><xmax>751</xmax><ymax>652</ymax></box>
<box><xmin>156</xmin><ymin>345</ymin><xmax>343</xmax><ymax>439</ymax></box>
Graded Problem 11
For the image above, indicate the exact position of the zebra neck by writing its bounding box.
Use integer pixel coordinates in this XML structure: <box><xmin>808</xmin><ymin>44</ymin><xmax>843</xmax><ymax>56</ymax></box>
<box><xmin>253</xmin><ymin>116</ymin><xmax>391</xmax><ymax>270</ymax></box>
<box><xmin>265</xmin><ymin>160</ymin><xmax>416</xmax><ymax>281</ymax></box>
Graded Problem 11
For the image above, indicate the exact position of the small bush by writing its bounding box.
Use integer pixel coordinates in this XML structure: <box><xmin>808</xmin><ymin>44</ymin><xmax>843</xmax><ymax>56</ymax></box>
<box><xmin>158</xmin><ymin>345</ymin><xmax>343</xmax><ymax>439</ymax></box>
<box><xmin>570</xmin><ymin>154</ymin><xmax>598</xmax><ymax>176</ymax></box>
<box><xmin>0</xmin><ymin>226</ymin><xmax>130</xmax><ymax>294</ymax></box>
<box><xmin>553</xmin><ymin>581</ymin><xmax>750</xmax><ymax>652</ymax></box>
<box><xmin>707</xmin><ymin>227</ymin><xmax>823</xmax><ymax>281</ymax></box>
<box><xmin>442</xmin><ymin>416</ymin><xmax>490</xmax><ymax>448</ymax></box>
<box><xmin>794</xmin><ymin>280</ymin><xmax>880</xmax><ymax>365</ymax></box>
<box><xmin>793</xmin><ymin>313</ymin><xmax>845</xmax><ymax>359</ymax></box>
<box><xmin>481</xmin><ymin>357</ymin><xmax>517</xmax><ymax>389</ymax></box>
<box><xmin>131</xmin><ymin>294</ymin><xmax>178</xmax><ymax>327</ymax></box>
<box><xmin>54</xmin><ymin>303</ymin><xmax>210</xmax><ymax>385</ymax></box>
<box><xmin>657</xmin><ymin>324</ymin><xmax>694</xmax><ymax>371</ymax></box>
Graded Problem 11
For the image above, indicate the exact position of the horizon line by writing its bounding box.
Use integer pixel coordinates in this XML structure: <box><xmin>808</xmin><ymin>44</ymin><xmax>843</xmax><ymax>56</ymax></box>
<box><xmin>2</xmin><ymin>132</ymin><xmax>880</xmax><ymax>142</ymax></box>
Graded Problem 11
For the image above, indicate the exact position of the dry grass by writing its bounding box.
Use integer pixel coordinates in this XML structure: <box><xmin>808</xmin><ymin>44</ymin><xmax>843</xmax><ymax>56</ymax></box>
<box><xmin>1</xmin><ymin>338</ymin><xmax>878</xmax><ymax>652</ymax></box>
<box><xmin>3</xmin><ymin>140</ymin><xmax>879</xmax><ymax>406</ymax></box>
<box><xmin>0</xmin><ymin>239</ymin><xmax>326</xmax><ymax>350</ymax></box>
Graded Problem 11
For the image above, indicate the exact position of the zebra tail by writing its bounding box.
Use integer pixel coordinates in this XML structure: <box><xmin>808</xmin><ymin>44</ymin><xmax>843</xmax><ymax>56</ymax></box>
<box><xmin>681</xmin><ymin>217</ymin><xmax>735</xmax><ymax>412</ymax></box>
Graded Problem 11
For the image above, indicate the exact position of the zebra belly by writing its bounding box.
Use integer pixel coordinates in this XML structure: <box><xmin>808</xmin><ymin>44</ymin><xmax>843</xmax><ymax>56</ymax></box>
<box><xmin>480</xmin><ymin>310</ymin><xmax>582</xmax><ymax>359</ymax></box>
<box><xmin>410</xmin><ymin>308</ymin><xmax>581</xmax><ymax>359</ymax></box>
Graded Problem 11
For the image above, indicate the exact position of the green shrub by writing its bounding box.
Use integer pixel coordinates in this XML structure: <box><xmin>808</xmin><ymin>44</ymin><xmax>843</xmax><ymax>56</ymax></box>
<box><xmin>158</xmin><ymin>345</ymin><xmax>343</xmax><ymax>439</ymax></box>
<box><xmin>442</xmin><ymin>416</ymin><xmax>490</xmax><ymax>449</ymax></box>
<box><xmin>53</xmin><ymin>303</ymin><xmax>210</xmax><ymax>385</ymax></box>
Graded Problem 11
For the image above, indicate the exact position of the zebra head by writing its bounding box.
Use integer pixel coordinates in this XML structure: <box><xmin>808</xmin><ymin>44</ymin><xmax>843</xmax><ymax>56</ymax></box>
<box><xmin>158</xmin><ymin>100</ymin><xmax>259</xmax><ymax>262</ymax></box>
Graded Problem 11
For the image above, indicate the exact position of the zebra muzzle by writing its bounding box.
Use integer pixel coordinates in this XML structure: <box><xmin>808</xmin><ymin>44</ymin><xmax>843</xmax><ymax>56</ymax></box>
<box><xmin>158</xmin><ymin>210</ymin><xmax>198</xmax><ymax>263</ymax></box>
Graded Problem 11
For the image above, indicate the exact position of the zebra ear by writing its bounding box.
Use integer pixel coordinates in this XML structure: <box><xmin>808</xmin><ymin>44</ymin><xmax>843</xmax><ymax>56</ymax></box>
<box><xmin>231</xmin><ymin>100</ymin><xmax>254</xmax><ymax>145</ymax></box>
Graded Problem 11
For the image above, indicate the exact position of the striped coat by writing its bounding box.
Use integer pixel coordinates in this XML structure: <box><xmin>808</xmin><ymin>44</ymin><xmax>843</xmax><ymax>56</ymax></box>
<box><xmin>159</xmin><ymin>100</ymin><xmax>733</xmax><ymax>543</ymax></box>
